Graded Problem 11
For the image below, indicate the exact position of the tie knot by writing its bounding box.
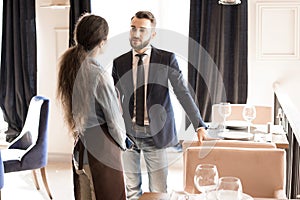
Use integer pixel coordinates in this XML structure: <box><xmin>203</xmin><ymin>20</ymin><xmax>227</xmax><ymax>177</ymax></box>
<box><xmin>136</xmin><ymin>53</ymin><xmax>146</xmax><ymax>60</ymax></box>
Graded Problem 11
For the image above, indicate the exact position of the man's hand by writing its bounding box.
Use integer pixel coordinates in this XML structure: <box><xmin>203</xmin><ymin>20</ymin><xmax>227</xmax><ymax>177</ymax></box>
<box><xmin>197</xmin><ymin>127</ymin><xmax>207</xmax><ymax>144</ymax></box>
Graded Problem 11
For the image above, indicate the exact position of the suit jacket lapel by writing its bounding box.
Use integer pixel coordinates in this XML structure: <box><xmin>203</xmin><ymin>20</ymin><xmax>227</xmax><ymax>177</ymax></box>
<box><xmin>121</xmin><ymin>51</ymin><xmax>135</xmax><ymax>117</ymax></box>
<box><xmin>121</xmin><ymin>51</ymin><xmax>134</xmax><ymax>95</ymax></box>
<box><xmin>147</xmin><ymin>47</ymin><xmax>162</xmax><ymax>98</ymax></box>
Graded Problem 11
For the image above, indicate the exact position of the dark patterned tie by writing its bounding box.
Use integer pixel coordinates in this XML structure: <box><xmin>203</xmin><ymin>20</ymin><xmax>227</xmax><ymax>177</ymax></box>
<box><xmin>135</xmin><ymin>54</ymin><xmax>146</xmax><ymax>126</ymax></box>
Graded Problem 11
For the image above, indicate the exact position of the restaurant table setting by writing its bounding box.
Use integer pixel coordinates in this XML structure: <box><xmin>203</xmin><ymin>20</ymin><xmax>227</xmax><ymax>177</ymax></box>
<box><xmin>137</xmin><ymin>163</ymin><xmax>256</xmax><ymax>200</ymax></box>
<box><xmin>205</xmin><ymin>102</ymin><xmax>287</xmax><ymax>147</ymax></box>
<box><xmin>206</xmin><ymin>120</ymin><xmax>287</xmax><ymax>147</ymax></box>
<box><xmin>179</xmin><ymin>100</ymin><xmax>288</xmax><ymax>199</ymax></box>
<box><xmin>139</xmin><ymin>104</ymin><xmax>288</xmax><ymax>200</ymax></box>
<box><xmin>208</xmin><ymin>121</ymin><xmax>270</xmax><ymax>141</ymax></box>
<box><xmin>141</xmin><ymin>161</ymin><xmax>268</xmax><ymax>199</ymax></box>
<box><xmin>168</xmin><ymin>164</ymin><xmax>253</xmax><ymax>200</ymax></box>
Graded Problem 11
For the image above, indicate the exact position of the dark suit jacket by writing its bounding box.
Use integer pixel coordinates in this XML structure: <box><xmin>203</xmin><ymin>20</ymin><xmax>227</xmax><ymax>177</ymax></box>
<box><xmin>112</xmin><ymin>46</ymin><xmax>206</xmax><ymax>148</ymax></box>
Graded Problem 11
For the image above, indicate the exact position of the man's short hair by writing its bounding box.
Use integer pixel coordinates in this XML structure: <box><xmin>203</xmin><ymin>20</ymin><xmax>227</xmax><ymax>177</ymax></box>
<box><xmin>132</xmin><ymin>11</ymin><xmax>156</xmax><ymax>27</ymax></box>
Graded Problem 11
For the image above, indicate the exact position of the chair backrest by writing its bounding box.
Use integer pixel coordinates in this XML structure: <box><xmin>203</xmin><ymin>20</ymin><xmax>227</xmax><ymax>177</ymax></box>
<box><xmin>212</xmin><ymin>104</ymin><xmax>273</xmax><ymax>125</ymax></box>
<box><xmin>8</xmin><ymin>96</ymin><xmax>50</xmax><ymax>170</ymax></box>
<box><xmin>184</xmin><ymin>146</ymin><xmax>286</xmax><ymax>198</ymax></box>
<box><xmin>9</xmin><ymin>96</ymin><xmax>46</xmax><ymax>149</ymax></box>
<box><xmin>182</xmin><ymin>140</ymin><xmax>276</xmax><ymax>152</ymax></box>
<box><xmin>182</xmin><ymin>140</ymin><xmax>276</xmax><ymax>196</ymax></box>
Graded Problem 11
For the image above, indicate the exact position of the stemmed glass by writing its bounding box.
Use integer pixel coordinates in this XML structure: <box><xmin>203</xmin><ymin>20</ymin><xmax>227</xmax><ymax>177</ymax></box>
<box><xmin>216</xmin><ymin>177</ymin><xmax>243</xmax><ymax>200</ymax></box>
<box><xmin>218</xmin><ymin>102</ymin><xmax>232</xmax><ymax>132</ymax></box>
<box><xmin>242</xmin><ymin>105</ymin><xmax>256</xmax><ymax>133</ymax></box>
<box><xmin>194</xmin><ymin>164</ymin><xmax>219</xmax><ymax>199</ymax></box>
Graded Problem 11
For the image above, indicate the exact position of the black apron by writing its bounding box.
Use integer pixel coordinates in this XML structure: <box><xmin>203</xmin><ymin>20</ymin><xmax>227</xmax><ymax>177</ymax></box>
<box><xmin>73</xmin><ymin>124</ymin><xmax>126</xmax><ymax>200</ymax></box>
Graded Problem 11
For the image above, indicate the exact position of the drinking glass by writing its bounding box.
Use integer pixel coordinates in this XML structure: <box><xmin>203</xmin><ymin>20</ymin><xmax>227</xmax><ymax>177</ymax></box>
<box><xmin>218</xmin><ymin>102</ymin><xmax>232</xmax><ymax>132</ymax></box>
<box><xmin>194</xmin><ymin>164</ymin><xmax>219</xmax><ymax>199</ymax></box>
<box><xmin>216</xmin><ymin>177</ymin><xmax>243</xmax><ymax>200</ymax></box>
<box><xmin>242</xmin><ymin>105</ymin><xmax>256</xmax><ymax>133</ymax></box>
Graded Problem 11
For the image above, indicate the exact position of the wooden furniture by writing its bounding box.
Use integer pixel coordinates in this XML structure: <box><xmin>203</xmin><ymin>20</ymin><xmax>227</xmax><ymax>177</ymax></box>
<box><xmin>182</xmin><ymin>140</ymin><xmax>277</xmax><ymax>153</ymax></box>
<box><xmin>184</xmin><ymin>146</ymin><xmax>286</xmax><ymax>198</ymax></box>
<box><xmin>182</xmin><ymin>140</ymin><xmax>277</xmax><ymax>170</ymax></box>
<box><xmin>1</xmin><ymin>96</ymin><xmax>52</xmax><ymax>199</ymax></box>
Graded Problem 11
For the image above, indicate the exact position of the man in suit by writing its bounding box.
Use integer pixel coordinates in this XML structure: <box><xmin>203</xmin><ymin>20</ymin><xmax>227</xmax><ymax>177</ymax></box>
<box><xmin>112</xmin><ymin>11</ymin><xmax>207</xmax><ymax>200</ymax></box>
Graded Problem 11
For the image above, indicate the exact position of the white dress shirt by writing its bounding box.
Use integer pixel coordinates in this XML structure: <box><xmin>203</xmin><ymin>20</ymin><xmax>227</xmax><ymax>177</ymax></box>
<box><xmin>132</xmin><ymin>47</ymin><xmax>152</xmax><ymax>125</ymax></box>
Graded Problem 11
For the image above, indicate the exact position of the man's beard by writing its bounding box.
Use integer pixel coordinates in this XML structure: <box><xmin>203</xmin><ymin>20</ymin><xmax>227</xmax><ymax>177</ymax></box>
<box><xmin>130</xmin><ymin>37</ymin><xmax>151</xmax><ymax>51</ymax></box>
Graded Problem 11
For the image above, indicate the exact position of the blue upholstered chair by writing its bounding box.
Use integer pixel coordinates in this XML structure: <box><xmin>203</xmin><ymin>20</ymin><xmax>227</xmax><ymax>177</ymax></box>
<box><xmin>1</xmin><ymin>96</ymin><xmax>52</xmax><ymax>199</ymax></box>
<box><xmin>0</xmin><ymin>151</ymin><xmax>4</xmax><ymax>200</ymax></box>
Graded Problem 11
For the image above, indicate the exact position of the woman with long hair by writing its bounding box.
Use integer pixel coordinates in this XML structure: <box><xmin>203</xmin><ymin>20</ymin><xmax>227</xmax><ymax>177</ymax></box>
<box><xmin>57</xmin><ymin>13</ymin><xmax>127</xmax><ymax>200</ymax></box>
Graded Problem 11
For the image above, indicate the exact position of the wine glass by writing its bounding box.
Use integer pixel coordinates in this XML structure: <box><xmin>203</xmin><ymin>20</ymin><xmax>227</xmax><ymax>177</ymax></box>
<box><xmin>194</xmin><ymin>164</ymin><xmax>219</xmax><ymax>199</ymax></box>
<box><xmin>218</xmin><ymin>102</ymin><xmax>232</xmax><ymax>132</ymax></box>
<box><xmin>216</xmin><ymin>177</ymin><xmax>243</xmax><ymax>200</ymax></box>
<box><xmin>242</xmin><ymin>105</ymin><xmax>256</xmax><ymax>133</ymax></box>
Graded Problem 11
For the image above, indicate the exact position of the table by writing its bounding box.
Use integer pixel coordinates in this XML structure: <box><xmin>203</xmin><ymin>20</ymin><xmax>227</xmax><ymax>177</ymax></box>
<box><xmin>250</xmin><ymin>124</ymin><xmax>288</xmax><ymax>149</ymax></box>
<box><xmin>139</xmin><ymin>192</ymin><xmax>279</xmax><ymax>200</ymax></box>
<box><xmin>204</xmin><ymin>124</ymin><xmax>289</xmax><ymax>149</ymax></box>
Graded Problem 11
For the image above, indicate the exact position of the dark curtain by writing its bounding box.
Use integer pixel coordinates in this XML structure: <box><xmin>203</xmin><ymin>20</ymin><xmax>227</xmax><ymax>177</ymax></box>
<box><xmin>69</xmin><ymin>0</ymin><xmax>91</xmax><ymax>47</ymax></box>
<box><xmin>0</xmin><ymin>0</ymin><xmax>37</xmax><ymax>141</ymax></box>
<box><xmin>188</xmin><ymin>0</ymin><xmax>248</xmax><ymax>122</ymax></box>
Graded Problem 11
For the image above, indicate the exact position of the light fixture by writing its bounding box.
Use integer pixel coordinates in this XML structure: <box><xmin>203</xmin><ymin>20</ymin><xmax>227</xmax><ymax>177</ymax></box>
<box><xmin>39</xmin><ymin>0</ymin><xmax>70</xmax><ymax>9</ymax></box>
<box><xmin>218</xmin><ymin>0</ymin><xmax>241</xmax><ymax>5</ymax></box>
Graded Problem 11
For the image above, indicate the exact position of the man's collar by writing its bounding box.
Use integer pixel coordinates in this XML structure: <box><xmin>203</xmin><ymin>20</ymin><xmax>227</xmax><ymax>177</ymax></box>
<box><xmin>132</xmin><ymin>46</ymin><xmax>152</xmax><ymax>56</ymax></box>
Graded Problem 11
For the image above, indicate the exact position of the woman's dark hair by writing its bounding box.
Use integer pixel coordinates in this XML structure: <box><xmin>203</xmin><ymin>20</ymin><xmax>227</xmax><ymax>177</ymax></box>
<box><xmin>132</xmin><ymin>11</ymin><xmax>156</xmax><ymax>27</ymax></box>
<box><xmin>75</xmin><ymin>13</ymin><xmax>108</xmax><ymax>51</ymax></box>
<box><xmin>57</xmin><ymin>13</ymin><xmax>109</xmax><ymax>132</ymax></box>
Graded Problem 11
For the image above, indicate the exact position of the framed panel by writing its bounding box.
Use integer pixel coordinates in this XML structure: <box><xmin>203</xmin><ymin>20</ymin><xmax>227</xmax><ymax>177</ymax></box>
<box><xmin>54</xmin><ymin>28</ymin><xmax>69</xmax><ymax>60</ymax></box>
<box><xmin>256</xmin><ymin>2</ymin><xmax>300</xmax><ymax>60</ymax></box>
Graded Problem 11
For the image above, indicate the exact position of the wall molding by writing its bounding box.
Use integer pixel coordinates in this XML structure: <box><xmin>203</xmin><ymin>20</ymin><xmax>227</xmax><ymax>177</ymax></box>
<box><xmin>54</xmin><ymin>27</ymin><xmax>69</xmax><ymax>60</ymax></box>
<box><xmin>256</xmin><ymin>2</ymin><xmax>300</xmax><ymax>60</ymax></box>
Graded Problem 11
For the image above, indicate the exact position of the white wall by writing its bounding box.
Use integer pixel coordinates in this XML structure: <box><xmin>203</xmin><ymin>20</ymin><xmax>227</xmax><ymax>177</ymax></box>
<box><xmin>36</xmin><ymin>0</ymin><xmax>73</xmax><ymax>157</ymax></box>
<box><xmin>91</xmin><ymin>0</ymin><xmax>190</xmax><ymax>37</ymax></box>
<box><xmin>248</xmin><ymin>0</ymin><xmax>300</xmax><ymax>110</ymax></box>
